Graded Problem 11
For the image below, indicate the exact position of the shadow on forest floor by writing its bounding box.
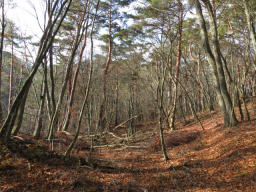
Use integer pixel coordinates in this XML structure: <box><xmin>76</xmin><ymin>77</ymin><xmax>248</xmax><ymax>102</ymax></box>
<box><xmin>1</xmin><ymin>110</ymin><xmax>256</xmax><ymax>191</ymax></box>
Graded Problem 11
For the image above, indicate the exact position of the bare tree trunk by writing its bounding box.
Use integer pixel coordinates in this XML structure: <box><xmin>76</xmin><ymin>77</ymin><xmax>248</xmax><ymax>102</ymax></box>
<box><xmin>203</xmin><ymin>1</ymin><xmax>238</xmax><ymax>127</ymax></box>
<box><xmin>128</xmin><ymin>90</ymin><xmax>134</xmax><ymax>136</ymax></box>
<box><xmin>11</xmin><ymin>89</ymin><xmax>29</xmax><ymax>136</ymax></box>
<box><xmin>189</xmin><ymin>44</ymin><xmax>204</xmax><ymax>112</ymax></box>
<box><xmin>194</xmin><ymin>0</ymin><xmax>237</xmax><ymax>127</ymax></box>
<box><xmin>241</xmin><ymin>86</ymin><xmax>250</xmax><ymax>121</ymax></box>
<box><xmin>201</xmin><ymin>56</ymin><xmax>214</xmax><ymax>111</ymax></box>
<box><xmin>0</xmin><ymin>0</ymin><xmax>72</xmax><ymax>142</ymax></box>
<box><xmin>8</xmin><ymin>41</ymin><xmax>14</xmax><ymax>112</ymax></box>
<box><xmin>221</xmin><ymin>53</ymin><xmax>244</xmax><ymax>121</ymax></box>
<box><xmin>114</xmin><ymin>67</ymin><xmax>119</xmax><ymax>126</ymax></box>
<box><xmin>33</xmin><ymin>86</ymin><xmax>46</xmax><ymax>139</ymax></box>
<box><xmin>97</xmin><ymin>0</ymin><xmax>112</xmax><ymax>132</ymax></box>
<box><xmin>64</xmin><ymin>62</ymin><xmax>92</xmax><ymax>157</ymax></box>
<box><xmin>48</xmin><ymin>0</ymin><xmax>56</xmax><ymax>114</ymax></box>
<box><xmin>48</xmin><ymin>48</ymin><xmax>55</xmax><ymax>111</ymax></box>
<box><xmin>0</xmin><ymin>0</ymin><xmax>5</xmax><ymax>121</ymax></box>
<box><xmin>169</xmin><ymin>0</ymin><xmax>183</xmax><ymax>130</ymax></box>
<box><xmin>179</xmin><ymin>95</ymin><xmax>187</xmax><ymax>124</ymax></box>
<box><xmin>159</xmin><ymin>110</ymin><xmax>169</xmax><ymax>161</ymax></box>
<box><xmin>45</xmin><ymin>74</ymin><xmax>52</xmax><ymax>121</ymax></box>
<box><xmin>157</xmin><ymin>59</ymin><xmax>169</xmax><ymax>161</ymax></box>
<box><xmin>48</xmin><ymin>7</ymin><xmax>87</xmax><ymax>140</ymax></box>
<box><xmin>243</xmin><ymin>0</ymin><xmax>256</xmax><ymax>59</ymax></box>
<box><xmin>169</xmin><ymin>65</ymin><xmax>205</xmax><ymax>130</ymax></box>
<box><xmin>64</xmin><ymin>0</ymin><xmax>99</xmax><ymax>158</ymax></box>
<box><xmin>33</xmin><ymin>61</ymin><xmax>47</xmax><ymax>139</ymax></box>
<box><xmin>62</xmin><ymin>1</ymin><xmax>90</xmax><ymax>131</ymax></box>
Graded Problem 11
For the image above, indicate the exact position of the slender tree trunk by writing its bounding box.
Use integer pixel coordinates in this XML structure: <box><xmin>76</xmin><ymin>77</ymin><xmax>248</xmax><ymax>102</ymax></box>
<box><xmin>128</xmin><ymin>86</ymin><xmax>135</xmax><ymax>136</ymax></box>
<box><xmin>243</xmin><ymin>0</ymin><xmax>256</xmax><ymax>59</ymax></box>
<box><xmin>62</xmin><ymin>2</ymin><xmax>90</xmax><ymax>131</ymax></box>
<box><xmin>0</xmin><ymin>0</ymin><xmax>5</xmax><ymax>121</ymax></box>
<box><xmin>157</xmin><ymin>61</ymin><xmax>169</xmax><ymax>161</ymax></box>
<box><xmin>64</xmin><ymin>66</ymin><xmax>92</xmax><ymax>158</ymax></box>
<box><xmin>178</xmin><ymin>95</ymin><xmax>187</xmax><ymax>124</ymax></box>
<box><xmin>114</xmin><ymin>67</ymin><xmax>119</xmax><ymax>126</ymax></box>
<box><xmin>189</xmin><ymin>44</ymin><xmax>204</xmax><ymax>112</ymax></box>
<box><xmin>48</xmin><ymin>0</ymin><xmax>56</xmax><ymax>114</ymax></box>
<box><xmin>201</xmin><ymin>56</ymin><xmax>214</xmax><ymax>111</ymax></box>
<box><xmin>87</xmin><ymin>99</ymin><xmax>92</xmax><ymax>135</ymax></box>
<box><xmin>33</xmin><ymin>85</ymin><xmax>46</xmax><ymax>139</ymax></box>
<box><xmin>8</xmin><ymin>41</ymin><xmax>14</xmax><ymax>112</ymax></box>
<box><xmin>159</xmin><ymin>109</ymin><xmax>169</xmax><ymax>161</ymax></box>
<box><xmin>97</xmin><ymin>0</ymin><xmax>112</xmax><ymax>132</ymax></box>
<box><xmin>169</xmin><ymin>66</ymin><xmax>205</xmax><ymax>130</ymax></box>
<box><xmin>49</xmin><ymin>46</ymin><xmax>56</xmax><ymax>111</ymax></box>
<box><xmin>33</xmin><ymin>61</ymin><xmax>47</xmax><ymax>139</ymax></box>
<box><xmin>64</xmin><ymin>0</ymin><xmax>99</xmax><ymax>158</ymax></box>
<box><xmin>221</xmin><ymin>46</ymin><xmax>244</xmax><ymax>121</ymax></box>
<box><xmin>48</xmin><ymin>8</ymin><xmax>86</xmax><ymax>140</ymax></box>
<box><xmin>0</xmin><ymin>0</ymin><xmax>72</xmax><ymax>142</ymax></box>
<box><xmin>45</xmin><ymin>74</ymin><xmax>52</xmax><ymax>121</ymax></box>
<box><xmin>169</xmin><ymin>0</ymin><xmax>183</xmax><ymax>130</ymax></box>
<box><xmin>241</xmin><ymin>86</ymin><xmax>250</xmax><ymax>121</ymax></box>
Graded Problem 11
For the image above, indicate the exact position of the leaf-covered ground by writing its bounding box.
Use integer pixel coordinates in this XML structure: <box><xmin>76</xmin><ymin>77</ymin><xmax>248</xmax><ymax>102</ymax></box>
<box><xmin>1</xmin><ymin>107</ymin><xmax>256</xmax><ymax>191</ymax></box>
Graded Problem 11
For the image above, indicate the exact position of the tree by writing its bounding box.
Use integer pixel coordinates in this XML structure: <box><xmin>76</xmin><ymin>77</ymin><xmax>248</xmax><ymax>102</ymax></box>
<box><xmin>0</xmin><ymin>0</ymin><xmax>5</xmax><ymax>121</ymax></box>
<box><xmin>64</xmin><ymin>0</ymin><xmax>100</xmax><ymax>158</ymax></box>
<box><xmin>96</xmin><ymin>0</ymin><xmax>136</xmax><ymax>132</ymax></box>
<box><xmin>242</xmin><ymin>0</ymin><xmax>256</xmax><ymax>61</ymax></box>
<box><xmin>0</xmin><ymin>0</ymin><xmax>72</xmax><ymax>143</ymax></box>
<box><xmin>62</xmin><ymin>0</ymin><xmax>90</xmax><ymax>132</ymax></box>
<box><xmin>168</xmin><ymin>0</ymin><xmax>184</xmax><ymax>130</ymax></box>
<box><xmin>4</xmin><ymin>20</ymin><xmax>21</xmax><ymax>112</ymax></box>
<box><xmin>192</xmin><ymin>0</ymin><xmax>238</xmax><ymax>127</ymax></box>
<box><xmin>96</xmin><ymin>0</ymin><xmax>113</xmax><ymax>132</ymax></box>
<box><xmin>47</xmin><ymin>0</ymin><xmax>88</xmax><ymax>140</ymax></box>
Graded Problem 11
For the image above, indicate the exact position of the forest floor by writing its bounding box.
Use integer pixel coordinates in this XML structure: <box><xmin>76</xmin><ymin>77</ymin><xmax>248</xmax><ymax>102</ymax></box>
<box><xmin>1</xmin><ymin>106</ymin><xmax>256</xmax><ymax>191</ymax></box>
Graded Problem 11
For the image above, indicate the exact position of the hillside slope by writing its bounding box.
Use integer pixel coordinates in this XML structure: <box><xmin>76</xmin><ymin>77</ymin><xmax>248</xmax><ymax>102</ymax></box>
<box><xmin>1</xmin><ymin>108</ymin><xmax>256</xmax><ymax>191</ymax></box>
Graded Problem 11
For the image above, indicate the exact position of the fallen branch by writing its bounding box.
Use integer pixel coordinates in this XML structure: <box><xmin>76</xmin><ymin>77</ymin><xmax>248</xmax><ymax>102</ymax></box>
<box><xmin>107</xmin><ymin>131</ymin><xmax>127</xmax><ymax>140</ymax></box>
<box><xmin>113</xmin><ymin>114</ymin><xmax>141</xmax><ymax>131</ymax></box>
<box><xmin>11</xmin><ymin>135</ymin><xmax>25</xmax><ymax>142</ymax></box>
<box><xmin>11</xmin><ymin>135</ymin><xmax>34</xmax><ymax>144</ymax></box>
<box><xmin>121</xmin><ymin>145</ymin><xmax>147</xmax><ymax>149</ymax></box>
<box><xmin>93</xmin><ymin>143</ymin><xmax>147</xmax><ymax>149</ymax></box>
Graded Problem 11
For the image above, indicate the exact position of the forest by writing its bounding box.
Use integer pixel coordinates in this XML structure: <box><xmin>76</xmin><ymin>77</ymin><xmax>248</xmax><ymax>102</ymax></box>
<box><xmin>0</xmin><ymin>0</ymin><xmax>256</xmax><ymax>191</ymax></box>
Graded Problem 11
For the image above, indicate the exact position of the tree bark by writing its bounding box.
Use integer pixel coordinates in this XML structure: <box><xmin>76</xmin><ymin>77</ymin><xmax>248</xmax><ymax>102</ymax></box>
<box><xmin>97</xmin><ymin>0</ymin><xmax>113</xmax><ymax>132</ymax></box>
<box><xmin>64</xmin><ymin>0</ymin><xmax>99</xmax><ymax>158</ymax></box>
<box><xmin>203</xmin><ymin>1</ymin><xmax>238</xmax><ymax>127</ymax></box>
<box><xmin>33</xmin><ymin>61</ymin><xmax>47</xmax><ymax>139</ymax></box>
<box><xmin>157</xmin><ymin>59</ymin><xmax>169</xmax><ymax>161</ymax></box>
<box><xmin>114</xmin><ymin>67</ymin><xmax>119</xmax><ymax>126</ymax></box>
<box><xmin>243</xmin><ymin>0</ymin><xmax>256</xmax><ymax>58</ymax></box>
<box><xmin>194</xmin><ymin>0</ymin><xmax>238</xmax><ymax>127</ymax></box>
<box><xmin>0</xmin><ymin>0</ymin><xmax>5</xmax><ymax>121</ymax></box>
<box><xmin>11</xmin><ymin>89</ymin><xmax>29</xmax><ymax>136</ymax></box>
<box><xmin>62</xmin><ymin>1</ymin><xmax>90</xmax><ymax>131</ymax></box>
<box><xmin>0</xmin><ymin>0</ymin><xmax>72</xmax><ymax>142</ymax></box>
<box><xmin>48</xmin><ymin>6</ymin><xmax>86</xmax><ymax>140</ymax></box>
<box><xmin>8</xmin><ymin>41</ymin><xmax>14</xmax><ymax>112</ymax></box>
<box><xmin>169</xmin><ymin>0</ymin><xmax>183</xmax><ymax>130</ymax></box>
